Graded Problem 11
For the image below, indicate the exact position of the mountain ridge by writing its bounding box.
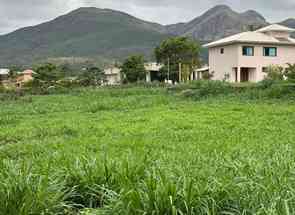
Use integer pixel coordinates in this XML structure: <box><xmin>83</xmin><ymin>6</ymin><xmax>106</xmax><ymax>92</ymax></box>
<box><xmin>166</xmin><ymin>5</ymin><xmax>268</xmax><ymax>41</ymax></box>
<box><xmin>0</xmin><ymin>5</ymin><xmax>294</xmax><ymax>66</ymax></box>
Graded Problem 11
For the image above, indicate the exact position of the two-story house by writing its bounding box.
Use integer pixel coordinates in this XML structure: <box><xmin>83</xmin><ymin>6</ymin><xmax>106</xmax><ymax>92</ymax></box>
<box><xmin>204</xmin><ymin>24</ymin><xmax>295</xmax><ymax>82</ymax></box>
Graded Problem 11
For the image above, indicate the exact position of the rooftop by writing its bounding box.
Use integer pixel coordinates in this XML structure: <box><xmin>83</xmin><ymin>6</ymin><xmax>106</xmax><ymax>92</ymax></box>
<box><xmin>0</xmin><ymin>69</ymin><xmax>10</xmax><ymax>75</ymax></box>
<box><xmin>256</xmin><ymin>24</ymin><xmax>295</xmax><ymax>33</ymax></box>
<box><xmin>204</xmin><ymin>24</ymin><xmax>295</xmax><ymax>48</ymax></box>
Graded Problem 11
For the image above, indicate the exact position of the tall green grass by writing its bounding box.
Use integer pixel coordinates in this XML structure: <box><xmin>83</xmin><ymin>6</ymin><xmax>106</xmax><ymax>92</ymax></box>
<box><xmin>1</xmin><ymin>86</ymin><xmax>295</xmax><ymax>214</ymax></box>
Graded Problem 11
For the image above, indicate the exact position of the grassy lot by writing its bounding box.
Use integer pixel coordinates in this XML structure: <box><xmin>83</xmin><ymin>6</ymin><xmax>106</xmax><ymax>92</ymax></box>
<box><xmin>1</xmin><ymin>87</ymin><xmax>295</xmax><ymax>214</ymax></box>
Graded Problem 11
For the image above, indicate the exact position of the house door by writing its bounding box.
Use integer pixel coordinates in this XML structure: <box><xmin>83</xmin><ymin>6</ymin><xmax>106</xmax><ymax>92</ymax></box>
<box><xmin>241</xmin><ymin>68</ymin><xmax>249</xmax><ymax>82</ymax></box>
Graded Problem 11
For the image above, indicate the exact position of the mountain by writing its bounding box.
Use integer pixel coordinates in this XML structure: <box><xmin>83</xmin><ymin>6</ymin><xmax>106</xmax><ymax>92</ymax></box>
<box><xmin>280</xmin><ymin>18</ymin><xmax>295</xmax><ymax>37</ymax></box>
<box><xmin>167</xmin><ymin>5</ymin><xmax>268</xmax><ymax>41</ymax></box>
<box><xmin>0</xmin><ymin>5</ymin><xmax>293</xmax><ymax>66</ymax></box>
<box><xmin>0</xmin><ymin>7</ymin><xmax>169</xmax><ymax>66</ymax></box>
<box><xmin>280</xmin><ymin>18</ymin><xmax>295</xmax><ymax>28</ymax></box>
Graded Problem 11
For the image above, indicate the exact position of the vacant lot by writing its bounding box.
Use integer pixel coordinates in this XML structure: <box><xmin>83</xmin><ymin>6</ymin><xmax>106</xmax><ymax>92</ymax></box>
<box><xmin>1</xmin><ymin>87</ymin><xmax>295</xmax><ymax>214</ymax></box>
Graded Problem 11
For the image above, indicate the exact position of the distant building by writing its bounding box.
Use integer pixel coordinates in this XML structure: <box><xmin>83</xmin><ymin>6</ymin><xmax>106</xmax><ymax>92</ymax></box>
<box><xmin>192</xmin><ymin>66</ymin><xmax>210</xmax><ymax>80</ymax></box>
<box><xmin>204</xmin><ymin>24</ymin><xmax>295</xmax><ymax>82</ymax></box>
<box><xmin>0</xmin><ymin>68</ymin><xmax>10</xmax><ymax>82</ymax></box>
<box><xmin>104</xmin><ymin>67</ymin><xmax>121</xmax><ymax>85</ymax></box>
<box><xmin>103</xmin><ymin>63</ymin><xmax>166</xmax><ymax>85</ymax></box>
<box><xmin>16</xmin><ymin>70</ymin><xmax>34</xmax><ymax>87</ymax></box>
<box><xmin>145</xmin><ymin>63</ymin><xmax>163</xmax><ymax>82</ymax></box>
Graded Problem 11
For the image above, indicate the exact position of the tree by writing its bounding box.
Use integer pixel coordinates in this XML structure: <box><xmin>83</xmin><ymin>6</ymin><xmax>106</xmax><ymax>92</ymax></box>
<box><xmin>59</xmin><ymin>63</ymin><xmax>72</xmax><ymax>77</ymax></box>
<box><xmin>121</xmin><ymin>55</ymin><xmax>146</xmax><ymax>83</ymax></box>
<box><xmin>8</xmin><ymin>70</ymin><xmax>18</xmax><ymax>80</ymax></box>
<box><xmin>284</xmin><ymin>63</ymin><xmax>295</xmax><ymax>81</ymax></box>
<box><xmin>79</xmin><ymin>67</ymin><xmax>105</xmax><ymax>86</ymax></box>
<box><xmin>33</xmin><ymin>63</ymin><xmax>63</xmax><ymax>84</ymax></box>
<box><xmin>155</xmin><ymin>37</ymin><xmax>201</xmax><ymax>82</ymax></box>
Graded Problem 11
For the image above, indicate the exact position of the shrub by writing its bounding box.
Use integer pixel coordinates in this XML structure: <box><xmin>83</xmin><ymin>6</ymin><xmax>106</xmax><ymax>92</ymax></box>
<box><xmin>264</xmin><ymin>65</ymin><xmax>284</xmax><ymax>81</ymax></box>
<box><xmin>176</xmin><ymin>80</ymin><xmax>234</xmax><ymax>99</ymax></box>
<box><xmin>78</xmin><ymin>67</ymin><xmax>105</xmax><ymax>87</ymax></box>
<box><xmin>257</xmin><ymin>79</ymin><xmax>277</xmax><ymax>89</ymax></box>
<box><xmin>202</xmin><ymin>71</ymin><xmax>214</xmax><ymax>80</ymax></box>
<box><xmin>284</xmin><ymin>63</ymin><xmax>295</xmax><ymax>82</ymax></box>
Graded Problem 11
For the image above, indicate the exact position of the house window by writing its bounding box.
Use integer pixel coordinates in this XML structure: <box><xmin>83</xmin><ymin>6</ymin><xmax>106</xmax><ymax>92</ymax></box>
<box><xmin>264</xmin><ymin>47</ymin><xmax>277</xmax><ymax>57</ymax></box>
<box><xmin>242</xmin><ymin>46</ymin><xmax>254</xmax><ymax>56</ymax></box>
<box><xmin>220</xmin><ymin>48</ymin><xmax>224</xmax><ymax>54</ymax></box>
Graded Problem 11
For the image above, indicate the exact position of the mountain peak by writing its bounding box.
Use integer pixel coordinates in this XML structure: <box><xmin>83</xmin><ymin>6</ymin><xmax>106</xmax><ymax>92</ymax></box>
<box><xmin>210</xmin><ymin>4</ymin><xmax>232</xmax><ymax>11</ymax></box>
<box><xmin>69</xmin><ymin>7</ymin><xmax>114</xmax><ymax>14</ymax></box>
<box><xmin>280</xmin><ymin>18</ymin><xmax>295</xmax><ymax>28</ymax></box>
<box><xmin>167</xmin><ymin>4</ymin><xmax>268</xmax><ymax>41</ymax></box>
<box><xmin>242</xmin><ymin>10</ymin><xmax>266</xmax><ymax>22</ymax></box>
<box><xmin>208</xmin><ymin>5</ymin><xmax>233</xmax><ymax>14</ymax></box>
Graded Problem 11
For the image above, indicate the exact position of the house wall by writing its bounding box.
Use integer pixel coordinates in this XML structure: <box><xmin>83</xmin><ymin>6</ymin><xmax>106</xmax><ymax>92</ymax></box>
<box><xmin>209</xmin><ymin>43</ymin><xmax>295</xmax><ymax>82</ymax></box>
<box><xmin>104</xmin><ymin>67</ymin><xmax>121</xmax><ymax>85</ymax></box>
<box><xmin>106</xmin><ymin>74</ymin><xmax>120</xmax><ymax>85</ymax></box>
<box><xmin>238</xmin><ymin>44</ymin><xmax>295</xmax><ymax>81</ymax></box>
<box><xmin>208</xmin><ymin>44</ymin><xmax>239</xmax><ymax>82</ymax></box>
<box><xmin>22</xmin><ymin>74</ymin><xmax>33</xmax><ymax>82</ymax></box>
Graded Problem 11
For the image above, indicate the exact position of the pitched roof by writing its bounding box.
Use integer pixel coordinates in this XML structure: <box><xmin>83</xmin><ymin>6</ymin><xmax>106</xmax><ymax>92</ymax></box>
<box><xmin>21</xmin><ymin>69</ymin><xmax>35</xmax><ymax>75</ymax></box>
<box><xmin>0</xmin><ymin>69</ymin><xmax>9</xmax><ymax>75</ymax></box>
<box><xmin>256</xmin><ymin>24</ymin><xmax>295</xmax><ymax>33</ymax></box>
<box><xmin>204</xmin><ymin>24</ymin><xmax>295</xmax><ymax>48</ymax></box>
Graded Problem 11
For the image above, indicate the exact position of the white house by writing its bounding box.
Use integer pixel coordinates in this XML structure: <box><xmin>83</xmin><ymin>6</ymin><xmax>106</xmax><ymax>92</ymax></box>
<box><xmin>204</xmin><ymin>24</ymin><xmax>295</xmax><ymax>82</ymax></box>
<box><xmin>104</xmin><ymin>67</ymin><xmax>121</xmax><ymax>85</ymax></box>
<box><xmin>0</xmin><ymin>68</ymin><xmax>10</xmax><ymax>82</ymax></box>
<box><xmin>145</xmin><ymin>63</ymin><xmax>163</xmax><ymax>82</ymax></box>
<box><xmin>103</xmin><ymin>63</ymin><xmax>165</xmax><ymax>85</ymax></box>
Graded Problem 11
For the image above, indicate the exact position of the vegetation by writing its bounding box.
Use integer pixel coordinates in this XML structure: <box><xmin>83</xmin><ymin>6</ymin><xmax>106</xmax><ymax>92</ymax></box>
<box><xmin>155</xmin><ymin>37</ymin><xmax>201</xmax><ymax>82</ymax></box>
<box><xmin>121</xmin><ymin>55</ymin><xmax>146</xmax><ymax>83</ymax></box>
<box><xmin>0</xmin><ymin>7</ymin><xmax>170</xmax><ymax>66</ymax></box>
<box><xmin>263</xmin><ymin>65</ymin><xmax>284</xmax><ymax>81</ymax></box>
<box><xmin>1</xmin><ymin>84</ymin><xmax>295</xmax><ymax>214</ymax></box>
<box><xmin>33</xmin><ymin>63</ymin><xmax>65</xmax><ymax>84</ymax></box>
<box><xmin>284</xmin><ymin>63</ymin><xmax>295</xmax><ymax>81</ymax></box>
<box><xmin>78</xmin><ymin>67</ymin><xmax>106</xmax><ymax>86</ymax></box>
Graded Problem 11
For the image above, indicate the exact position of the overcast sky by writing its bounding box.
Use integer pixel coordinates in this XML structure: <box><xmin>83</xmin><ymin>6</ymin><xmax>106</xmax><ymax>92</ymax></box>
<box><xmin>0</xmin><ymin>0</ymin><xmax>295</xmax><ymax>35</ymax></box>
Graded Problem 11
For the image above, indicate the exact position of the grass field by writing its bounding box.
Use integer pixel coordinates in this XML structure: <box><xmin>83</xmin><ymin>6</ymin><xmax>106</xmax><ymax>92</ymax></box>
<box><xmin>1</xmin><ymin>87</ymin><xmax>295</xmax><ymax>214</ymax></box>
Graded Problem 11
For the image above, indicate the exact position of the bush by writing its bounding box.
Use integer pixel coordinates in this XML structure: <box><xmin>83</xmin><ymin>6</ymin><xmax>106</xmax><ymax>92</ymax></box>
<box><xmin>264</xmin><ymin>65</ymin><xmax>284</xmax><ymax>81</ymax></box>
<box><xmin>256</xmin><ymin>79</ymin><xmax>278</xmax><ymax>89</ymax></box>
<box><xmin>284</xmin><ymin>63</ymin><xmax>295</xmax><ymax>82</ymax></box>
<box><xmin>169</xmin><ymin>80</ymin><xmax>295</xmax><ymax>101</ymax></box>
<box><xmin>174</xmin><ymin>80</ymin><xmax>234</xmax><ymax>99</ymax></box>
<box><xmin>202</xmin><ymin>71</ymin><xmax>214</xmax><ymax>80</ymax></box>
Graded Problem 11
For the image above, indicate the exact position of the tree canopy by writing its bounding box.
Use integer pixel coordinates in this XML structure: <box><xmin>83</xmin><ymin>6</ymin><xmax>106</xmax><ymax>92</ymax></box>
<box><xmin>33</xmin><ymin>63</ymin><xmax>63</xmax><ymax>83</ymax></box>
<box><xmin>121</xmin><ymin>55</ymin><xmax>146</xmax><ymax>83</ymax></box>
<box><xmin>79</xmin><ymin>67</ymin><xmax>105</xmax><ymax>86</ymax></box>
<box><xmin>155</xmin><ymin>37</ymin><xmax>201</xmax><ymax>82</ymax></box>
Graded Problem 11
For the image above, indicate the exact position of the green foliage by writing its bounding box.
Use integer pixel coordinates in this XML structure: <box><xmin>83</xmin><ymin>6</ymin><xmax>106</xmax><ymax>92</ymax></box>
<box><xmin>121</xmin><ymin>55</ymin><xmax>146</xmax><ymax>83</ymax></box>
<box><xmin>202</xmin><ymin>71</ymin><xmax>214</xmax><ymax>80</ymax></box>
<box><xmin>0</xmin><ymin>161</ymin><xmax>73</xmax><ymax>215</ymax></box>
<box><xmin>170</xmin><ymin>80</ymin><xmax>233</xmax><ymax>99</ymax></box>
<box><xmin>155</xmin><ymin>37</ymin><xmax>201</xmax><ymax>82</ymax></box>
<box><xmin>264</xmin><ymin>65</ymin><xmax>284</xmax><ymax>81</ymax></box>
<box><xmin>8</xmin><ymin>70</ymin><xmax>19</xmax><ymax>80</ymax></box>
<box><xmin>2</xmin><ymin>87</ymin><xmax>295</xmax><ymax>214</ymax></box>
<box><xmin>78</xmin><ymin>67</ymin><xmax>105</xmax><ymax>86</ymax></box>
<box><xmin>168</xmin><ymin>80</ymin><xmax>295</xmax><ymax>101</ymax></box>
<box><xmin>33</xmin><ymin>63</ymin><xmax>64</xmax><ymax>84</ymax></box>
<box><xmin>284</xmin><ymin>63</ymin><xmax>295</xmax><ymax>82</ymax></box>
